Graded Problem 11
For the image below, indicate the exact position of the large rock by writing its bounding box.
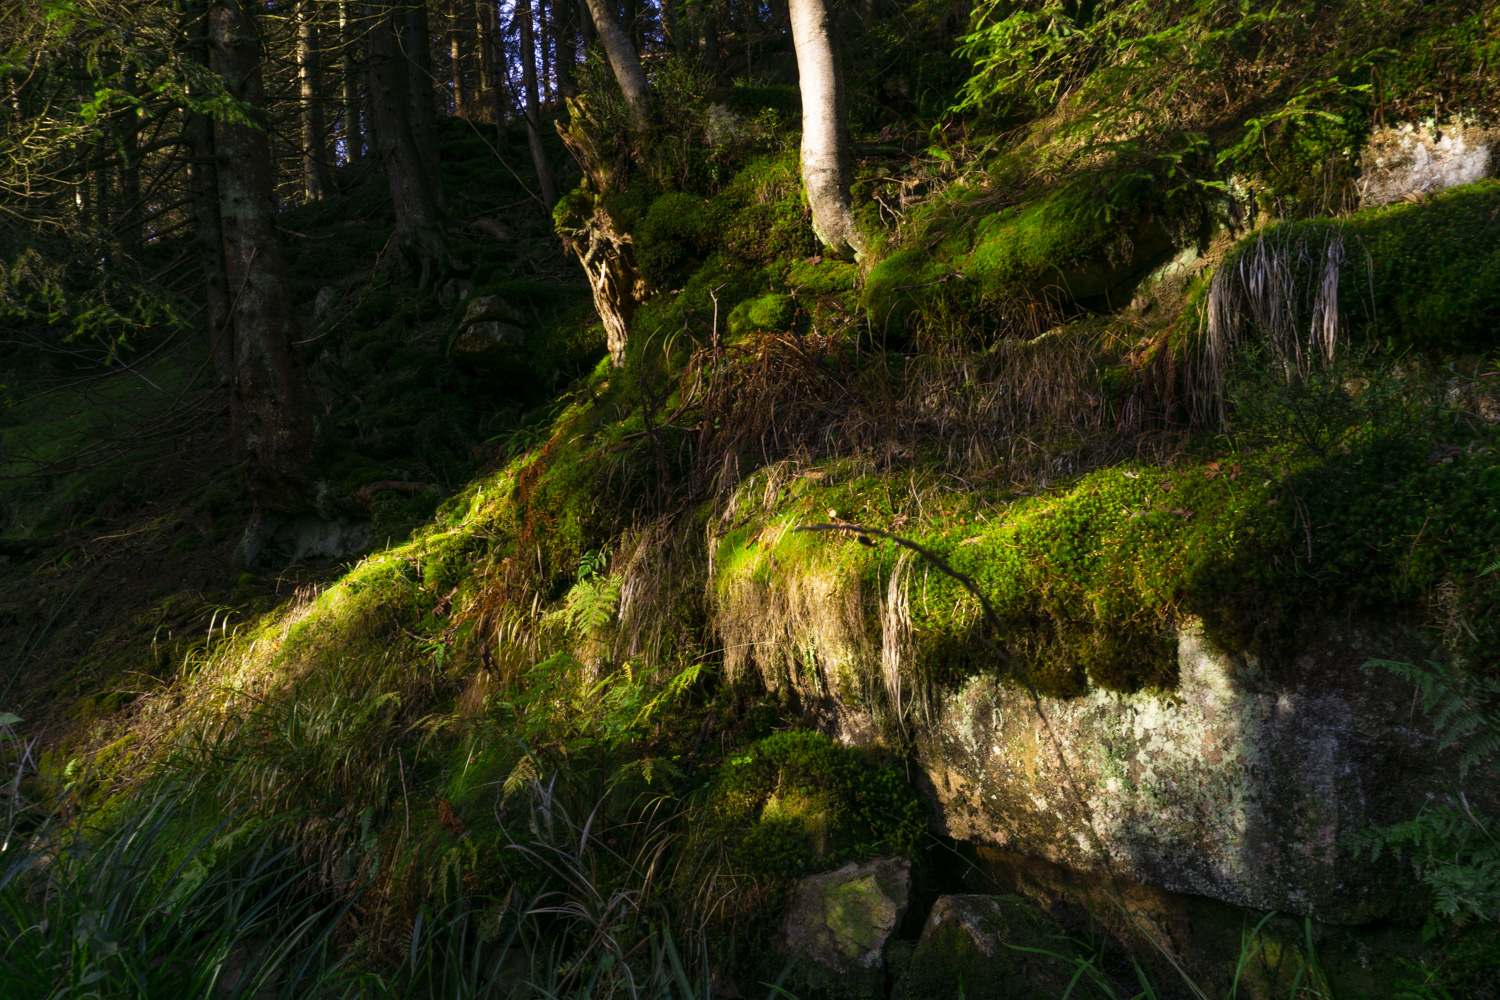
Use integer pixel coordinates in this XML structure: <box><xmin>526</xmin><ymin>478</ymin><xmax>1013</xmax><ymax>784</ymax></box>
<box><xmin>892</xmin><ymin>895</ymin><xmax>1094</xmax><ymax>1000</ymax></box>
<box><xmin>1358</xmin><ymin>121</ymin><xmax>1496</xmax><ymax>207</ymax></box>
<box><xmin>237</xmin><ymin>513</ymin><xmax>372</xmax><ymax>570</ymax></box>
<box><xmin>782</xmin><ymin>858</ymin><xmax>910</xmax><ymax>976</ymax></box>
<box><xmin>452</xmin><ymin>295</ymin><xmax>527</xmax><ymax>355</ymax></box>
<box><xmin>453</xmin><ymin>319</ymin><xmax>524</xmax><ymax>352</ymax></box>
<box><xmin>460</xmin><ymin>294</ymin><xmax>526</xmax><ymax>327</ymax></box>
<box><xmin>914</xmin><ymin>623</ymin><xmax>1432</xmax><ymax>923</ymax></box>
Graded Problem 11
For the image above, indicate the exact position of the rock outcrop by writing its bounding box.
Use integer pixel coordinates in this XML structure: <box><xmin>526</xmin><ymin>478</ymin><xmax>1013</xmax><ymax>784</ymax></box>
<box><xmin>913</xmin><ymin>624</ymin><xmax>1432</xmax><ymax>923</ymax></box>
<box><xmin>1358</xmin><ymin>121</ymin><xmax>1497</xmax><ymax>207</ymax></box>
<box><xmin>451</xmin><ymin>295</ymin><xmax>527</xmax><ymax>355</ymax></box>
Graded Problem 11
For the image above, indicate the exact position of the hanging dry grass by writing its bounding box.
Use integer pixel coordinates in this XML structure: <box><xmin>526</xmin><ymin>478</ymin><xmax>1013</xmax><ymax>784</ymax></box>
<box><xmin>1204</xmin><ymin>228</ymin><xmax>1350</xmax><ymax>425</ymax></box>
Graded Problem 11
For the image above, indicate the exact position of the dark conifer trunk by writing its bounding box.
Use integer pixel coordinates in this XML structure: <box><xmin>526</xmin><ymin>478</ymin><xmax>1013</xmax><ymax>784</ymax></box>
<box><xmin>659</xmin><ymin>0</ymin><xmax>680</xmax><ymax>53</ymax></box>
<box><xmin>367</xmin><ymin>1</ymin><xmax>449</xmax><ymax>286</ymax></box>
<box><xmin>404</xmin><ymin>0</ymin><xmax>444</xmax><ymax>207</ymax></box>
<box><xmin>699</xmin><ymin>0</ymin><xmax>720</xmax><ymax>73</ymax></box>
<box><xmin>118</xmin><ymin>56</ymin><xmax>142</xmax><ymax>256</ymax></box>
<box><xmin>517</xmin><ymin>0</ymin><xmax>558</xmax><ymax>207</ymax></box>
<box><xmin>297</xmin><ymin>0</ymin><xmax>334</xmax><ymax>199</ymax></box>
<box><xmin>483</xmin><ymin>0</ymin><xmax>509</xmax><ymax>132</ymax></box>
<box><xmin>207</xmin><ymin>0</ymin><xmax>318</xmax><ymax>512</ymax></box>
<box><xmin>539</xmin><ymin>0</ymin><xmax>553</xmax><ymax>106</ymax></box>
<box><xmin>476</xmin><ymin>0</ymin><xmax>496</xmax><ymax>118</ymax></box>
<box><xmin>552</xmin><ymin>0</ymin><xmax>576</xmax><ymax>98</ymax></box>
<box><xmin>183</xmin><ymin>1</ymin><xmax>233</xmax><ymax>386</ymax></box>
<box><xmin>340</xmin><ymin>0</ymin><xmax>362</xmax><ymax>159</ymax></box>
<box><xmin>580</xmin><ymin>0</ymin><xmax>596</xmax><ymax>48</ymax></box>
<box><xmin>447</xmin><ymin>0</ymin><xmax>467</xmax><ymax>114</ymax></box>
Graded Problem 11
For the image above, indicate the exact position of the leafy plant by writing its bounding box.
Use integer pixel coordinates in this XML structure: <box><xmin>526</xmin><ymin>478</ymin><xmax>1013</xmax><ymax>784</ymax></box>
<box><xmin>0</xmin><ymin>780</ymin><xmax>354</xmax><ymax>999</ymax></box>
<box><xmin>1353</xmin><ymin>659</ymin><xmax>1500</xmax><ymax>928</ymax></box>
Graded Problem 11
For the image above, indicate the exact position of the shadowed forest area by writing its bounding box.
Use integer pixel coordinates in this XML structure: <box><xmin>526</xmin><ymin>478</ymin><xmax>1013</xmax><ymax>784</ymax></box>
<box><xmin>2</xmin><ymin>1</ymin><xmax>1500</xmax><ymax>997</ymax></box>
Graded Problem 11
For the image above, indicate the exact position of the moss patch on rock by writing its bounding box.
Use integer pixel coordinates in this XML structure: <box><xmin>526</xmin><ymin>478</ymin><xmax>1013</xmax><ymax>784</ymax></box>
<box><xmin>695</xmin><ymin>731</ymin><xmax>926</xmax><ymax>880</ymax></box>
<box><xmin>1216</xmin><ymin>180</ymin><xmax>1500</xmax><ymax>355</ymax></box>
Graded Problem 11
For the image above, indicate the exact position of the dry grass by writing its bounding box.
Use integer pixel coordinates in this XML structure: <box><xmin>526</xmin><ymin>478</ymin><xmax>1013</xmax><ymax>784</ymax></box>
<box><xmin>1205</xmin><ymin>228</ymin><xmax>1348</xmax><ymax>426</ymax></box>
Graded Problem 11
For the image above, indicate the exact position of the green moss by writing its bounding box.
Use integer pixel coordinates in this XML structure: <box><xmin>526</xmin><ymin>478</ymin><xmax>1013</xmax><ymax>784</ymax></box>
<box><xmin>1221</xmin><ymin>180</ymin><xmax>1500</xmax><ymax>354</ymax></box>
<box><xmin>634</xmin><ymin>192</ymin><xmax>714</xmax><ymax>286</ymax></box>
<box><xmin>862</xmin><ymin>186</ymin><xmax>1128</xmax><ymax>331</ymax></box>
<box><xmin>695</xmin><ymin>731</ymin><xmax>926</xmax><ymax>880</ymax></box>
<box><xmin>964</xmin><ymin>198</ymin><xmax>1113</xmax><ymax>301</ymax></box>
<box><xmin>712</xmin><ymin>388</ymin><xmax>1500</xmax><ymax>698</ymax></box>
<box><xmin>789</xmin><ymin>258</ymin><xmax>860</xmax><ymax>297</ymax></box>
<box><xmin>729</xmin><ymin>293</ymin><xmax>796</xmax><ymax>335</ymax></box>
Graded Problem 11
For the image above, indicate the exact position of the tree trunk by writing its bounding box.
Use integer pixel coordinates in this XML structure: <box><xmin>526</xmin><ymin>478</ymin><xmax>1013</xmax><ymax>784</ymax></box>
<box><xmin>540</xmin><ymin>0</ymin><xmax>553</xmax><ymax>106</ymax></box>
<box><xmin>183</xmin><ymin>0</ymin><xmax>233</xmax><ymax>386</ymax></box>
<box><xmin>118</xmin><ymin>56</ymin><xmax>142</xmax><ymax>255</ymax></box>
<box><xmin>623</xmin><ymin>0</ymin><xmax>640</xmax><ymax>54</ymax></box>
<box><xmin>368</xmin><ymin>1</ymin><xmax>449</xmax><ymax>286</ymax></box>
<box><xmin>698</xmin><ymin>0</ymin><xmax>719</xmax><ymax>73</ymax></box>
<box><xmin>404</xmin><ymin>0</ymin><xmax>443</xmax><ymax>208</ymax></box>
<box><xmin>580</xmin><ymin>0</ymin><xmax>596</xmax><ymax>47</ymax></box>
<box><xmin>340</xmin><ymin>0</ymin><xmax>362</xmax><ymax>159</ymax></box>
<box><xmin>517</xmin><ymin>0</ymin><xmax>559</xmax><ymax>207</ymax></box>
<box><xmin>552</xmin><ymin>0</ymin><xmax>576</xmax><ymax>99</ymax></box>
<box><xmin>485</xmin><ymin>0</ymin><xmax>509</xmax><ymax>132</ymax></box>
<box><xmin>659</xmin><ymin>0</ymin><xmax>679</xmax><ymax>52</ymax></box>
<box><xmin>581</xmin><ymin>0</ymin><xmax>651</xmax><ymax>131</ymax></box>
<box><xmin>208</xmin><ymin>0</ymin><xmax>318</xmax><ymax>512</ymax></box>
<box><xmin>297</xmin><ymin>0</ymin><xmax>334</xmax><ymax>200</ymax></box>
<box><xmin>554</xmin><ymin>193</ymin><xmax>638</xmax><ymax>368</ymax></box>
<box><xmin>476</xmin><ymin>0</ymin><xmax>496</xmax><ymax>120</ymax></box>
<box><xmin>788</xmin><ymin>0</ymin><xmax>861</xmax><ymax>257</ymax></box>
<box><xmin>447</xmin><ymin>0</ymin><xmax>467</xmax><ymax>115</ymax></box>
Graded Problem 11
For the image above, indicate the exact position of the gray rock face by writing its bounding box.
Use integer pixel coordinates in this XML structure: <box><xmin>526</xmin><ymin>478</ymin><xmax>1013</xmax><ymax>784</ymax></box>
<box><xmin>452</xmin><ymin>295</ymin><xmax>527</xmax><ymax>355</ymax></box>
<box><xmin>454</xmin><ymin>319</ymin><xmax>524</xmax><ymax>352</ymax></box>
<box><xmin>914</xmin><ymin>624</ymin><xmax>1433</xmax><ymax>923</ymax></box>
<box><xmin>237</xmin><ymin>513</ymin><xmax>372</xmax><ymax>570</ymax></box>
<box><xmin>313</xmin><ymin>286</ymin><xmax>341</xmax><ymax>323</ymax></box>
<box><xmin>1357</xmin><ymin>122</ymin><xmax>1496</xmax><ymax>207</ymax></box>
<box><xmin>461</xmin><ymin>294</ymin><xmax>526</xmax><ymax>328</ymax></box>
<box><xmin>781</xmin><ymin>858</ymin><xmax>911</xmax><ymax>974</ymax></box>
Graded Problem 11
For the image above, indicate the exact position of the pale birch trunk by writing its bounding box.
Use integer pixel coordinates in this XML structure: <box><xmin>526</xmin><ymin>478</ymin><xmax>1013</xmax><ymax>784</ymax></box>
<box><xmin>581</xmin><ymin>0</ymin><xmax>651</xmax><ymax>131</ymax></box>
<box><xmin>788</xmin><ymin>0</ymin><xmax>862</xmax><ymax>258</ymax></box>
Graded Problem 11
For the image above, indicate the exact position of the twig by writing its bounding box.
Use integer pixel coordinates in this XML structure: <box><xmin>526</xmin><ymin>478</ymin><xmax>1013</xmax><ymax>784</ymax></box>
<box><xmin>794</xmin><ymin>523</ymin><xmax>1013</xmax><ymax>667</ymax></box>
<box><xmin>398</xmin><ymin>747</ymin><xmax>411</xmax><ymax>843</ymax></box>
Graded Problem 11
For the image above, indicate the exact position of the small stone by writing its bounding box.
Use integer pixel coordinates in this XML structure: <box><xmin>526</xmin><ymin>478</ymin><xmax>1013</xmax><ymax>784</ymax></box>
<box><xmin>781</xmin><ymin>857</ymin><xmax>910</xmax><ymax>974</ymax></box>
<box><xmin>440</xmin><ymin>277</ymin><xmax>473</xmax><ymax>306</ymax></box>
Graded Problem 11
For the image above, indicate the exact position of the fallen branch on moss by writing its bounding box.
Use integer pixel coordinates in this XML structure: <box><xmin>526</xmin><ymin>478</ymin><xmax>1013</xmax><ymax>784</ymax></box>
<box><xmin>794</xmin><ymin>522</ymin><xmax>1013</xmax><ymax>669</ymax></box>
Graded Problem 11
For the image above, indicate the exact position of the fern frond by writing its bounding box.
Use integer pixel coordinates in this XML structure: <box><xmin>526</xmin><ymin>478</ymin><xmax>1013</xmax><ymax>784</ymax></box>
<box><xmin>503</xmin><ymin>754</ymin><xmax>539</xmax><ymax>802</ymax></box>
<box><xmin>561</xmin><ymin>575</ymin><xmax>622</xmax><ymax>639</ymax></box>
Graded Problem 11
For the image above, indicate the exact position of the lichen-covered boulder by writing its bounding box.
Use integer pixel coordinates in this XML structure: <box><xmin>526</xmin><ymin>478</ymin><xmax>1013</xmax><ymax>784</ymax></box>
<box><xmin>451</xmin><ymin>295</ymin><xmax>527</xmax><ymax>357</ymax></box>
<box><xmin>917</xmin><ymin>623</ymin><xmax>1432</xmax><ymax>923</ymax></box>
<box><xmin>782</xmin><ymin>857</ymin><xmax>910</xmax><ymax>979</ymax></box>
<box><xmin>892</xmin><ymin>895</ymin><xmax>1093</xmax><ymax>1000</ymax></box>
<box><xmin>1358</xmin><ymin>121</ymin><xmax>1496</xmax><ymax>207</ymax></box>
<box><xmin>453</xmin><ymin>319</ymin><xmax>524</xmax><ymax>353</ymax></box>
